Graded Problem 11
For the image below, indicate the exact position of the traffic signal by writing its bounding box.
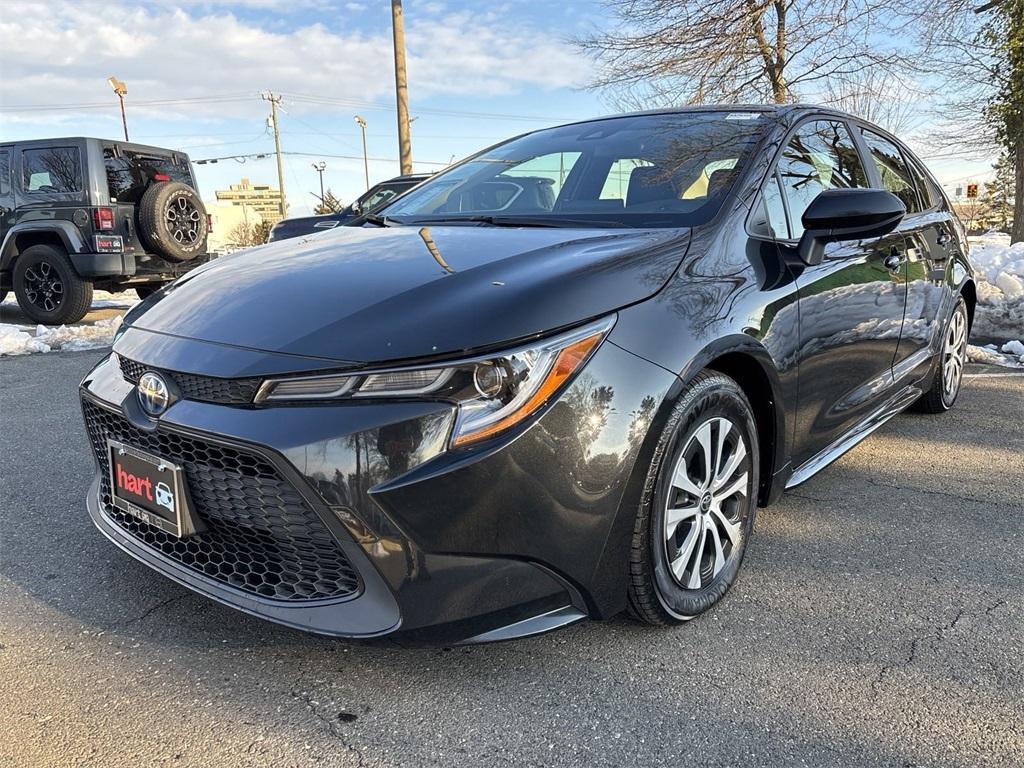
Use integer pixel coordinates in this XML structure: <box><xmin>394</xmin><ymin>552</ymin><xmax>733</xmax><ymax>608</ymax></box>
<box><xmin>966</xmin><ymin>183</ymin><xmax>979</xmax><ymax>199</ymax></box>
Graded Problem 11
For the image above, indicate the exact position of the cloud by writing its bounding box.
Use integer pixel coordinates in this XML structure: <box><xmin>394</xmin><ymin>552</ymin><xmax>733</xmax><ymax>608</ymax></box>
<box><xmin>0</xmin><ymin>1</ymin><xmax>588</xmax><ymax>122</ymax></box>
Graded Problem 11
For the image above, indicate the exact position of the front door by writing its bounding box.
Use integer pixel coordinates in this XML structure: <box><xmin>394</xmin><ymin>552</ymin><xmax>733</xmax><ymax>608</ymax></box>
<box><xmin>770</xmin><ymin>119</ymin><xmax>909</xmax><ymax>466</ymax></box>
<box><xmin>0</xmin><ymin>148</ymin><xmax>13</xmax><ymax>248</ymax></box>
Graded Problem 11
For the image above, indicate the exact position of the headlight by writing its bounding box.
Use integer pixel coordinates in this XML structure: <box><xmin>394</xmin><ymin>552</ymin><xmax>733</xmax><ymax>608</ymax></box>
<box><xmin>256</xmin><ymin>316</ymin><xmax>615</xmax><ymax>447</ymax></box>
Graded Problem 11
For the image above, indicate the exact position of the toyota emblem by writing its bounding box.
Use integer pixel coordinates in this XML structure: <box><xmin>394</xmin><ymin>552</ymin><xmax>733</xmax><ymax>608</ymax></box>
<box><xmin>138</xmin><ymin>371</ymin><xmax>170</xmax><ymax>416</ymax></box>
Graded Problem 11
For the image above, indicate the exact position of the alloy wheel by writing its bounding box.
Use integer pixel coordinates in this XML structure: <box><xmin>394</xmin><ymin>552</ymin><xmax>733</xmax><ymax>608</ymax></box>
<box><xmin>165</xmin><ymin>196</ymin><xmax>202</xmax><ymax>246</ymax></box>
<box><xmin>943</xmin><ymin>308</ymin><xmax>967</xmax><ymax>401</ymax></box>
<box><xmin>664</xmin><ymin>416</ymin><xmax>750</xmax><ymax>590</ymax></box>
<box><xmin>22</xmin><ymin>260</ymin><xmax>64</xmax><ymax>313</ymax></box>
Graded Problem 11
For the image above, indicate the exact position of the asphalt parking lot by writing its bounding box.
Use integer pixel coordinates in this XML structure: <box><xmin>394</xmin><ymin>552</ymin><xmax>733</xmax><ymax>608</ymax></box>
<box><xmin>1</xmin><ymin>350</ymin><xmax>1021</xmax><ymax>768</ymax></box>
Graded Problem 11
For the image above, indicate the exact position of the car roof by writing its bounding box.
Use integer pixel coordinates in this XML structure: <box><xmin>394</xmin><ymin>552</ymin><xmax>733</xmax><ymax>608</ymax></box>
<box><xmin>550</xmin><ymin>103</ymin><xmax>863</xmax><ymax>130</ymax></box>
<box><xmin>0</xmin><ymin>136</ymin><xmax>192</xmax><ymax>157</ymax></box>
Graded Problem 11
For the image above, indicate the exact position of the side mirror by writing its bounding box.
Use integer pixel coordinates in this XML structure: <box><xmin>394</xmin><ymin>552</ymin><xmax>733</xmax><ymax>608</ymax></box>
<box><xmin>797</xmin><ymin>188</ymin><xmax>906</xmax><ymax>265</ymax></box>
<box><xmin>349</xmin><ymin>201</ymin><xmax>362</xmax><ymax>216</ymax></box>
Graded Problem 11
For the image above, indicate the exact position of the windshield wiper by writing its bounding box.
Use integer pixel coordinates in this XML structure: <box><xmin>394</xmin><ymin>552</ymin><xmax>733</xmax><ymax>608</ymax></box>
<box><xmin>407</xmin><ymin>215</ymin><xmax>630</xmax><ymax>229</ymax></box>
<box><xmin>360</xmin><ymin>213</ymin><xmax>402</xmax><ymax>227</ymax></box>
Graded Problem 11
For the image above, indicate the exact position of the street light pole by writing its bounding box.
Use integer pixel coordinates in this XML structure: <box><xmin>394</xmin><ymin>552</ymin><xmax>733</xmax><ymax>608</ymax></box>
<box><xmin>312</xmin><ymin>161</ymin><xmax>326</xmax><ymax>204</ymax></box>
<box><xmin>354</xmin><ymin>115</ymin><xmax>369</xmax><ymax>189</ymax></box>
<box><xmin>107</xmin><ymin>76</ymin><xmax>129</xmax><ymax>141</ymax></box>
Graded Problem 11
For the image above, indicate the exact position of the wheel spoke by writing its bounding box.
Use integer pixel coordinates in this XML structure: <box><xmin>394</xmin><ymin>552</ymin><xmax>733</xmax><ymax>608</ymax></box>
<box><xmin>687</xmin><ymin>520</ymin><xmax>708</xmax><ymax>589</ymax></box>
<box><xmin>709</xmin><ymin>505</ymin><xmax>742</xmax><ymax>546</ymax></box>
<box><xmin>695</xmin><ymin>421</ymin><xmax>713</xmax><ymax>489</ymax></box>
<box><xmin>671</xmin><ymin>462</ymin><xmax>702</xmax><ymax>497</ymax></box>
<box><xmin>713</xmin><ymin>439</ymin><xmax>747</xmax><ymax>491</ymax></box>
<box><xmin>665</xmin><ymin>506</ymin><xmax>699</xmax><ymax>540</ymax></box>
<box><xmin>708</xmin><ymin>522</ymin><xmax>726</xmax><ymax>576</ymax></box>
<box><xmin>671</xmin><ymin>520</ymin><xmax>702</xmax><ymax>582</ymax></box>
<box><xmin>715</xmin><ymin>471</ymin><xmax>749</xmax><ymax>503</ymax></box>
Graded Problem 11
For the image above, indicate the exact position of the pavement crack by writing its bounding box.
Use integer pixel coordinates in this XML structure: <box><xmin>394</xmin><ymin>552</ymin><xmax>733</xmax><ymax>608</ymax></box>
<box><xmin>290</xmin><ymin>688</ymin><xmax>367</xmax><ymax>768</ymax></box>
<box><xmin>118</xmin><ymin>593</ymin><xmax>193</xmax><ymax>627</ymax></box>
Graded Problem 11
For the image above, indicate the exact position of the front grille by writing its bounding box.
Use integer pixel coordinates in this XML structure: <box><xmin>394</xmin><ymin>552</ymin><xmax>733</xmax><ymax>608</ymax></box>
<box><xmin>82</xmin><ymin>398</ymin><xmax>361</xmax><ymax>602</ymax></box>
<box><xmin>118</xmin><ymin>355</ymin><xmax>262</xmax><ymax>405</ymax></box>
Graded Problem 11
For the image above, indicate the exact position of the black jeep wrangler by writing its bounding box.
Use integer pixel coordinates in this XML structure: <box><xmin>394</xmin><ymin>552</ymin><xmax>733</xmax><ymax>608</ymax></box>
<box><xmin>0</xmin><ymin>137</ymin><xmax>211</xmax><ymax>325</ymax></box>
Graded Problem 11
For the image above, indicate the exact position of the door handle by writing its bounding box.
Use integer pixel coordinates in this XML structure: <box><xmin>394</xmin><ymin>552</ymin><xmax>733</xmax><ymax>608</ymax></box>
<box><xmin>884</xmin><ymin>249</ymin><xmax>904</xmax><ymax>272</ymax></box>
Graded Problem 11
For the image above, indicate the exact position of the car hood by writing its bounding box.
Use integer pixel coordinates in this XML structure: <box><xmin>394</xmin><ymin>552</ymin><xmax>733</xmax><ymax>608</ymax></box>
<box><xmin>131</xmin><ymin>224</ymin><xmax>690</xmax><ymax>365</ymax></box>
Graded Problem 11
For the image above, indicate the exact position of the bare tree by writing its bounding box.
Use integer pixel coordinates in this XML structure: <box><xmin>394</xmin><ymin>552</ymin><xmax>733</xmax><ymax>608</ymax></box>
<box><xmin>576</xmin><ymin>0</ymin><xmax>911</xmax><ymax>108</ymax></box>
<box><xmin>227</xmin><ymin>220</ymin><xmax>271</xmax><ymax>249</ymax></box>
<box><xmin>896</xmin><ymin>0</ymin><xmax>1022</xmax><ymax>241</ymax></box>
<box><xmin>821</xmin><ymin>69</ymin><xmax>922</xmax><ymax>135</ymax></box>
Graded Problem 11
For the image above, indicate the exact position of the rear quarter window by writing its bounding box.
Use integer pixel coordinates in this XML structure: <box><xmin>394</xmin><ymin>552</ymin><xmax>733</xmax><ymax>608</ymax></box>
<box><xmin>22</xmin><ymin>146</ymin><xmax>82</xmax><ymax>193</ymax></box>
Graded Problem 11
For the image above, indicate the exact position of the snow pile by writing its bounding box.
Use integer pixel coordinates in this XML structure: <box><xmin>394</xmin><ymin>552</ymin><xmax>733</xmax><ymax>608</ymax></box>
<box><xmin>967</xmin><ymin>342</ymin><xmax>1024</xmax><ymax>369</ymax></box>
<box><xmin>0</xmin><ymin>316</ymin><xmax>122</xmax><ymax>356</ymax></box>
<box><xmin>968</xmin><ymin>234</ymin><xmax>1024</xmax><ymax>341</ymax></box>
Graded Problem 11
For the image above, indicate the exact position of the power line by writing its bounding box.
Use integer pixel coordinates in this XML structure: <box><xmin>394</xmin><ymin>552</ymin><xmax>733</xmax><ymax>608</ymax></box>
<box><xmin>194</xmin><ymin>149</ymin><xmax>451</xmax><ymax>167</ymax></box>
<box><xmin>0</xmin><ymin>93</ymin><xmax>259</xmax><ymax>112</ymax></box>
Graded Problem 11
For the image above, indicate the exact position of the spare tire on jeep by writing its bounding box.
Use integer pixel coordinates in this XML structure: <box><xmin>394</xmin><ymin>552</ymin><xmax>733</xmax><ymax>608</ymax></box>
<box><xmin>138</xmin><ymin>181</ymin><xmax>208</xmax><ymax>262</ymax></box>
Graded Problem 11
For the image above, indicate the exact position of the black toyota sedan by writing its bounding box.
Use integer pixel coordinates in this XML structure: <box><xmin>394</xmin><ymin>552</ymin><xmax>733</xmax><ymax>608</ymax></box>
<box><xmin>80</xmin><ymin>105</ymin><xmax>974</xmax><ymax>645</ymax></box>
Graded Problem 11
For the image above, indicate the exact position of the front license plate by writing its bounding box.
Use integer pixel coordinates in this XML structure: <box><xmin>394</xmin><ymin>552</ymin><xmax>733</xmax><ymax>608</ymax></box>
<box><xmin>107</xmin><ymin>439</ymin><xmax>196</xmax><ymax>537</ymax></box>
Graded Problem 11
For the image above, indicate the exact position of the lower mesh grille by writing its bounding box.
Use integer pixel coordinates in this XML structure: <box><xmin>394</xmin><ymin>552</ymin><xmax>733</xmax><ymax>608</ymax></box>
<box><xmin>82</xmin><ymin>398</ymin><xmax>361</xmax><ymax>602</ymax></box>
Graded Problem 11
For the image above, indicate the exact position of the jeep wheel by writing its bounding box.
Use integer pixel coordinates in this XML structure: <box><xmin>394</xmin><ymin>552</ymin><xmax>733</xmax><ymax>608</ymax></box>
<box><xmin>135</xmin><ymin>283</ymin><xmax>166</xmax><ymax>300</ymax></box>
<box><xmin>13</xmin><ymin>244</ymin><xmax>94</xmax><ymax>325</ymax></box>
<box><xmin>138</xmin><ymin>181</ymin><xmax>208</xmax><ymax>263</ymax></box>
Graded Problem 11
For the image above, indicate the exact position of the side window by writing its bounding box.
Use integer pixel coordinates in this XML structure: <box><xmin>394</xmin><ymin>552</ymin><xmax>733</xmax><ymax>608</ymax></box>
<box><xmin>777</xmin><ymin>120</ymin><xmax>869</xmax><ymax>239</ymax></box>
<box><xmin>761</xmin><ymin>175</ymin><xmax>790</xmax><ymax>240</ymax></box>
<box><xmin>0</xmin><ymin>151</ymin><xmax>10</xmax><ymax>196</ymax></box>
<box><xmin>23</xmin><ymin>147</ymin><xmax>82</xmax><ymax>193</ymax></box>
<box><xmin>908</xmin><ymin>158</ymin><xmax>937</xmax><ymax>210</ymax></box>
<box><xmin>860</xmin><ymin>130</ymin><xmax>922</xmax><ymax>215</ymax></box>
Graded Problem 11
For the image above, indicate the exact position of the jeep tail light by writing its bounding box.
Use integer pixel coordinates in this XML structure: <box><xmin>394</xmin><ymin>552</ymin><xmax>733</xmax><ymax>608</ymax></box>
<box><xmin>94</xmin><ymin>207</ymin><xmax>115</xmax><ymax>231</ymax></box>
<box><xmin>153</xmin><ymin>173</ymin><xmax>170</xmax><ymax>182</ymax></box>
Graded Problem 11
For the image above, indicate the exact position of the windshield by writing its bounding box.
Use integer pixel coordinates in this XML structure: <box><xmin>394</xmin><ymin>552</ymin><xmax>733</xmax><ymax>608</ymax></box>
<box><xmin>381</xmin><ymin>112</ymin><xmax>768</xmax><ymax>228</ymax></box>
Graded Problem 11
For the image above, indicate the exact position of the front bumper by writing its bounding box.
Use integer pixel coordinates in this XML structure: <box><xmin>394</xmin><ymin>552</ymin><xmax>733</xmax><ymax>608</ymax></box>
<box><xmin>80</xmin><ymin>331</ymin><xmax>676</xmax><ymax>644</ymax></box>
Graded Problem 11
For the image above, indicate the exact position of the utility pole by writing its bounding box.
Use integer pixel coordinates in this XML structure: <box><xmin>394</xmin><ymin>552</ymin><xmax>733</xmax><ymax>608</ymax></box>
<box><xmin>262</xmin><ymin>91</ymin><xmax>288</xmax><ymax>218</ymax></box>
<box><xmin>390</xmin><ymin>0</ymin><xmax>413</xmax><ymax>175</ymax></box>
<box><xmin>354</xmin><ymin>115</ymin><xmax>369</xmax><ymax>189</ymax></box>
<box><xmin>312</xmin><ymin>161</ymin><xmax>326</xmax><ymax>205</ymax></box>
<box><xmin>107</xmin><ymin>76</ymin><xmax>129</xmax><ymax>141</ymax></box>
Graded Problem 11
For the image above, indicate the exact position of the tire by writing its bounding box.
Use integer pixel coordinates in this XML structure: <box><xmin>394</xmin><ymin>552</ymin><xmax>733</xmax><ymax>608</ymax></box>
<box><xmin>13</xmin><ymin>244</ymin><xmax>93</xmax><ymax>325</ymax></box>
<box><xmin>137</xmin><ymin>181</ymin><xmax>208</xmax><ymax>263</ymax></box>
<box><xmin>135</xmin><ymin>283</ymin><xmax>165</xmax><ymax>300</ymax></box>
<box><xmin>627</xmin><ymin>371</ymin><xmax>760</xmax><ymax>625</ymax></box>
<box><xmin>912</xmin><ymin>297</ymin><xmax>968</xmax><ymax>414</ymax></box>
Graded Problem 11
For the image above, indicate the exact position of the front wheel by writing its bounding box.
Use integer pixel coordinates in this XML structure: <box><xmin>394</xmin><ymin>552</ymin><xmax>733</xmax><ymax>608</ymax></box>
<box><xmin>912</xmin><ymin>297</ymin><xmax>968</xmax><ymax>414</ymax></box>
<box><xmin>628</xmin><ymin>371</ymin><xmax>759</xmax><ymax>625</ymax></box>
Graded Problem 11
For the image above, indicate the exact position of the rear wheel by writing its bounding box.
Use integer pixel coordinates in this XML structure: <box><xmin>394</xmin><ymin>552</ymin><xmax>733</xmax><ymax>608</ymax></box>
<box><xmin>913</xmin><ymin>297</ymin><xmax>968</xmax><ymax>414</ymax></box>
<box><xmin>13</xmin><ymin>244</ymin><xmax>93</xmax><ymax>325</ymax></box>
<box><xmin>628</xmin><ymin>371</ymin><xmax>759</xmax><ymax>625</ymax></box>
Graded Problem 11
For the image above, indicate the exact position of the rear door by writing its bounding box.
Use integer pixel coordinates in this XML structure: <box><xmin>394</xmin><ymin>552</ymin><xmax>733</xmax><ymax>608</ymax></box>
<box><xmin>858</xmin><ymin>128</ymin><xmax>955</xmax><ymax>381</ymax></box>
<box><xmin>772</xmin><ymin>119</ymin><xmax>909</xmax><ymax>465</ymax></box>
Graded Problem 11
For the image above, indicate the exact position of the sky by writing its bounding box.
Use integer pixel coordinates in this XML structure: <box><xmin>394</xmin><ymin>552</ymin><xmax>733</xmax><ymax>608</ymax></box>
<box><xmin>0</xmin><ymin>0</ymin><xmax>998</xmax><ymax>217</ymax></box>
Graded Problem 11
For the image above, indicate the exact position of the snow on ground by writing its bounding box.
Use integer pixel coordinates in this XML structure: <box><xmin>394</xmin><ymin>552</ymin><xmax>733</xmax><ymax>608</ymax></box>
<box><xmin>0</xmin><ymin>290</ymin><xmax>137</xmax><ymax>357</ymax></box>
<box><xmin>0</xmin><ymin>316</ymin><xmax>124</xmax><ymax>356</ymax></box>
<box><xmin>968</xmin><ymin>233</ymin><xmax>1024</xmax><ymax>334</ymax></box>
<box><xmin>967</xmin><ymin>343</ymin><xmax>1024</xmax><ymax>369</ymax></box>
